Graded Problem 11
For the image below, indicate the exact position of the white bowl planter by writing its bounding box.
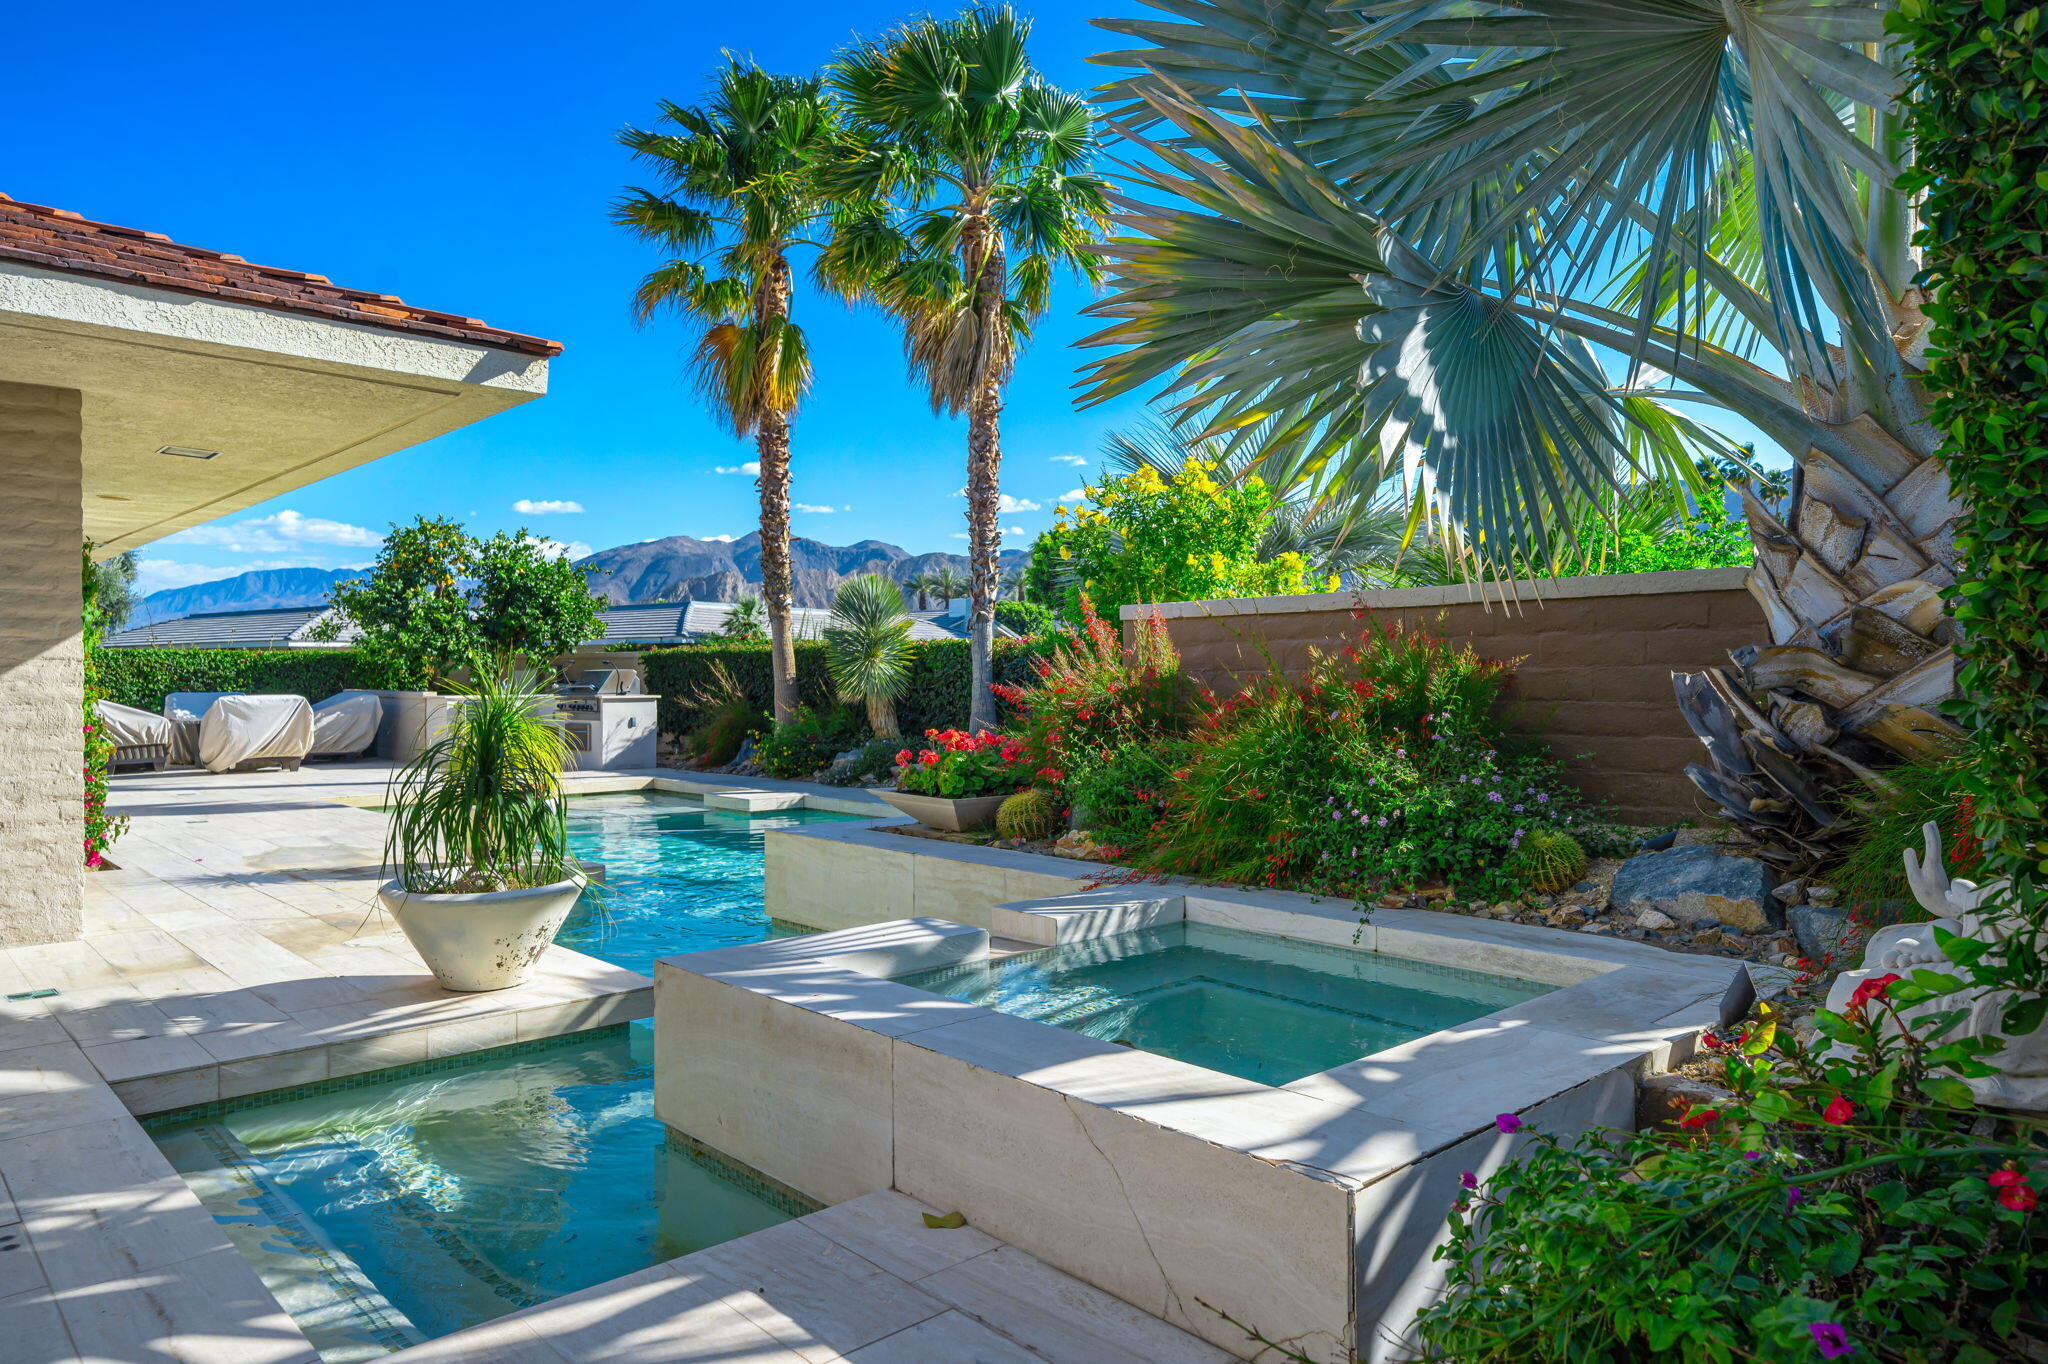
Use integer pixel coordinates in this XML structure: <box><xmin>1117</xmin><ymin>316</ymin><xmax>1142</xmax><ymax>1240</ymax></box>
<box><xmin>379</xmin><ymin>871</ymin><xmax>587</xmax><ymax>992</ymax></box>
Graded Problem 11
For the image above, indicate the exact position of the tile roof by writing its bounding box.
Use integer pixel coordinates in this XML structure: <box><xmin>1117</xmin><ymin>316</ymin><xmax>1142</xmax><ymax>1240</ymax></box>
<box><xmin>0</xmin><ymin>194</ymin><xmax>562</xmax><ymax>358</ymax></box>
<box><xmin>586</xmin><ymin>601</ymin><xmax>970</xmax><ymax>647</ymax></box>
<box><xmin>103</xmin><ymin>606</ymin><xmax>358</xmax><ymax>649</ymax></box>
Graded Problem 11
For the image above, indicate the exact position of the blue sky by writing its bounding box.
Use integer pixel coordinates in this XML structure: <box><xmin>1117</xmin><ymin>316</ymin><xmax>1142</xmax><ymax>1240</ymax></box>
<box><xmin>9</xmin><ymin>0</ymin><xmax>1157</xmax><ymax>595</ymax></box>
<box><xmin>12</xmin><ymin>0</ymin><xmax>1782</xmax><ymax>599</ymax></box>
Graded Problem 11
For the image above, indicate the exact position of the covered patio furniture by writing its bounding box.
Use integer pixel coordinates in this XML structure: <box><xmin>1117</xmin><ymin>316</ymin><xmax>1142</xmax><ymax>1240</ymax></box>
<box><xmin>196</xmin><ymin>694</ymin><xmax>315</xmax><ymax>774</ymax></box>
<box><xmin>94</xmin><ymin>700</ymin><xmax>175</xmax><ymax>772</ymax></box>
<box><xmin>310</xmin><ymin>691</ymin><xmax>383</xmax><ymax>760</ymax></box>
<box><xmin>163</xmin><ymin>691</ymin><xmax>242</xmax><ymax>765</ymax></box>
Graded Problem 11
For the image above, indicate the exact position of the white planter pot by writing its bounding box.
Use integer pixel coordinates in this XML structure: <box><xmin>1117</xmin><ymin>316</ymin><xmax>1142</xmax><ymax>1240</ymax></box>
<box><xmin>875</xmin><ymin>789</ymin><xmax>1011</xmax><ymax>832</ymax></box>
<box><xmin>378</xmin><ymin>872</ymin><xmax>586</xmax><ymax>992</ymax></box>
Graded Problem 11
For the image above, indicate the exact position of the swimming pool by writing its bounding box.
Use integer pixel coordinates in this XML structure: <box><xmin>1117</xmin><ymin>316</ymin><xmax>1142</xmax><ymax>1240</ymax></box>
<box><xmin>154</xmin><ymin>790</ymin><xmax>858</xmax><ymax>1360</ymax></box>
<box><xmin>899</xmin><ymin>922</ymin><xmax>1554</xmax><ymax>1086</ymax></box>
<box><xmin>560</xmin><ymin>792</ymin><xmax>860</xmax><ymax>974</ymax></box>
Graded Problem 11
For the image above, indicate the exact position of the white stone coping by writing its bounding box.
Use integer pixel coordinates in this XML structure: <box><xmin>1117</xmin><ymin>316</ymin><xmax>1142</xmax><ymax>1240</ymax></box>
<box><xmin>322</xmin><ymin>768</ymin><xmax>902</xmax><ymax>819</ymax></box>
<box><xmin>1118</xmin><ymin>565</ymin><xmax>1752</xmax><ymax>621</ymax></box>
<box><xmin>659</xmin><ymin>894</ymin><xmax>1735</xmax><ymax>1186</ymax></box>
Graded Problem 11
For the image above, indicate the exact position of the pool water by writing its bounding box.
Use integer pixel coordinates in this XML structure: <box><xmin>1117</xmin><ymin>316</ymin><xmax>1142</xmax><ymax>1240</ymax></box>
<box><xmin>153</xmin><ymin>791</ymin><xmax>854</xmax><ymax>1360</ymax></box>
<box><xmin>900</xmin><ymin>923</ymin><xmax>1554</xmax><ymax>1086</ymax></box>
<box><xmin>150</xmin><ymin>1026</ymin><xmax>808</xmax><ymax>1362</ymax></box>
<box><xmin>560</xmin><ymin>792</ymin><xmax>860</xmax><ymax>975</ymax></box>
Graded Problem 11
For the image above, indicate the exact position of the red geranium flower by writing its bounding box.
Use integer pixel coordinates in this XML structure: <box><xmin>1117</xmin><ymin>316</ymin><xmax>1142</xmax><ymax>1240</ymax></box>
<box><xmin>1821</xmin><ymin>1096</ymin><xmax>1855</xmax><ymax>1126</ymax></box>
<box><xmin>1990</xmin><ymin>1168</ymin><xmax>2037</xmax><ymax>1213</ymax></box>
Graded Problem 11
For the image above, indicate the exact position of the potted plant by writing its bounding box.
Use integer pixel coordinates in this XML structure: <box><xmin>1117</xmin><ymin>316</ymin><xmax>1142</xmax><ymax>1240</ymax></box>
<box><xmin>377</xmin><ymin>666</ymin><xmax>586</xmax><ymax>991</ymax></box>
<box><xmin>876</xmin><ymin>728</ymin><xmax>1027</xmax><ymax>831</ymax></box>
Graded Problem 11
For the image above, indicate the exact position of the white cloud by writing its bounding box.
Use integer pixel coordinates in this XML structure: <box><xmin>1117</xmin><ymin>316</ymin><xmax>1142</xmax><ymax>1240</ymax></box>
<box><xmin>1004</xmin><ymin>525</ymin><xmax>1027</xmax><ymax>535</ymax></box>
<box><xmin>163</xmin><ymin>509</ymin><xmax>381</xmax><ymax>554</ymax></box>
<box><xmin>524</xmin><ymin>535</ymin><xmax>595</xmax><ymax>561</ymax></box>
<box><xmin>134</xmin><ymin>557</ymin><xmax>327</xmax><ymax>595</ymax></box>
<box><xmin>1059</xmin><ymin>488</ymin><xmax>1087</xmax><ymax>503</ymax></box>
<box><xmin>512</xmin><ymin>498</ymin><xmax>585</xmax><ymax>515</ymax></box>
<box><xmin>950</xmin><ymin>532</ymin><xmax>970</xmax><ymax>540</ymax></box>
<box><xmin>1051</xmin><ymin>454</ymin><xmax>1087</xmax><ymax>466</ymax></box>
<box><xmin>793</xmin><ymin>503</ymin><xmax>847</xmax><ymax>514</ymax></box>
<box><xmin>715</xmin><ymin>461</ymin><xmax>762</xmax><ymax>476</ymax></box>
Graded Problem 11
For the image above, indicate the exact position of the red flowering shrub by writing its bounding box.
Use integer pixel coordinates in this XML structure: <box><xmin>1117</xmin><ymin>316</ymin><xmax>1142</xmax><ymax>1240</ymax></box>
<box><xmin>892</xmin><ymin>728</ymin><xmax>1029</xmax><ymax>799</ymax></box>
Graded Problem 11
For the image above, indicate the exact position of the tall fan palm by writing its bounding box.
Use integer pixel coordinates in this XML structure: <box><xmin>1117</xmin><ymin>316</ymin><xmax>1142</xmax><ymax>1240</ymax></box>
<box><xmin>1083</xmin><ymin>0</ymin><xmax>1957</xmax><ymax>869</ymax></box>
<box><xmin>823</xmin><ymin>573</ymin><xmax>916</xmax><ymax>738</ymax></box>
<box><xmin>824</xmin><ymin>5</ymin><xmax>1110</xmax><ymax>730</ymax></box>
<box><xmin>930</xmin><ymin>567</ymin><xmax>971</xmax><ymax>610</ymax></box>
<box><xmin>615</xmin><ymin>61</ymin><xmax>843</xmax><ymax>726</ymax></box>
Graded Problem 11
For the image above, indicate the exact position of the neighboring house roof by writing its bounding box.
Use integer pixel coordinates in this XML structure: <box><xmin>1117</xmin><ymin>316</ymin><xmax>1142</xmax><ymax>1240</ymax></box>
<box><xmin>0</xmin><ymin>194</ymin><xmax>561</xmax><ymax>358</ymax></box>
<box><xmin>104</xmin><ymin>606</ymin><xmax>357</xmax><ymax>649</ymax></box>
<box><xmin>912</xmin><ymin>609</ymin><xmax>1021</xmax><ymax>640</ymax></box>
<box><xmin>584</xmin><ymin>601</ymin><xmax>968</xmax><ymax>648</ymax></box>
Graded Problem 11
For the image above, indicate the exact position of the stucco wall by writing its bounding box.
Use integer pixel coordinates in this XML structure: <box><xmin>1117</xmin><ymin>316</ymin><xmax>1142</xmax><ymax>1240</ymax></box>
<box><xmin>0</xmin><ymin>380</ymin><xmax>84</xmax><ymax>946</ymax></box>
<box><xmin>1123</xmin><ymin>568</ymin><xmax>1763</xmax><ymax>826</ymax></box>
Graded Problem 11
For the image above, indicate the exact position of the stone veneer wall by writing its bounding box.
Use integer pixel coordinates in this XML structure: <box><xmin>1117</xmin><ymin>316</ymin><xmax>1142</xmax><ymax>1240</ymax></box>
<box><xmin>0</xmin><ymin>380</ymin><xmax>84</xmax><ymax>946</ymax></box>
<box><xmin>1123</xmin><ymin>567</ymin><xmax>1763</xmax><ymax>826</ymax></box>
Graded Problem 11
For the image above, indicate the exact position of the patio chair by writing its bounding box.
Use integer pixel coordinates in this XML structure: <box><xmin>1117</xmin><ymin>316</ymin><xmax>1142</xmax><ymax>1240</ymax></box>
<box><xmin>309</xmin><ymin>691</ymin><xmax>382</xmax><ymax>760</ymax></box>
<box><xmin>94</xmin><ymin>700</ymin><xmax>174</xmax><ymax>772</ymax></box>
<box><xmin>195</xmin><ymin>694</ymin><xmax>315</xmax><ymax>773</ymax></box>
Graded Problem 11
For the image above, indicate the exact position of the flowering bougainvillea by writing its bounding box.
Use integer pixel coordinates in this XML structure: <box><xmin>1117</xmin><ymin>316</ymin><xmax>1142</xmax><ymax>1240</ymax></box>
<box><xmin>891</xmin><ymin>728</ymin><xmax>1030</xmax><ymax>800</ymax></box>
<box><xmin>81</xmin><ymin>542</ymin><xmax>127</xmax><ymax>867</ymax></box>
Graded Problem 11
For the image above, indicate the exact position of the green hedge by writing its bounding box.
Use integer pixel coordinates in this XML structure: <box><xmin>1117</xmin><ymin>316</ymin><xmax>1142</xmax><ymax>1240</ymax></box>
<box><xmin>96</xmin><ymin>648</ymin><xmax>367</xmax><ymax>713</ymax></box>
<box><xmin>1895</xmin><ymin>0</ymin><xmax>2047</xmax><ymax>994</ymax></box>
<box><xmin>640</xmin><ymin>637</ymin><xmax>1052</xmax><ymax>740</ymax></box>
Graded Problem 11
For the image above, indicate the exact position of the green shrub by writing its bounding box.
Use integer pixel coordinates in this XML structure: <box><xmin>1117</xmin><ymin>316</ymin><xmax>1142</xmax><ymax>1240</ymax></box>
<box><xmin>642</xmin><ymin>637</ymin><xmax>1051</xmax><ymax>741</ymax></box>
<box><xmin>1415</xmin><ymin>986</ymin><xmax>2046</xmax><ymax>1363</ymax></box>
<box><xmin>993</xmin><ymin>600</ymin><xmax>1058</xmax><ymax>638</ymax></box>
<box><xmin>995</xmin><ymin>788</ymin><xmax>1063</xmax><ymax>842</ymax></box>
<box><xmin>95</xmin><ymin>648</ymin><xmax>367</xmax><ymax>713</ymax></box>
<box><xmin>1832</xmin><ymin>749</ymin><xmax>1976</xmax><ymax>916</ymax></box>
<box><xmin>752</xmin><ymin>706</ymin><xmax>862</xmax><ymax>779</ymax></box>
<box><xmin>1511</xmin><ymin>829</ymin><xmax>1588</xmax><ymax>894</ymax></box>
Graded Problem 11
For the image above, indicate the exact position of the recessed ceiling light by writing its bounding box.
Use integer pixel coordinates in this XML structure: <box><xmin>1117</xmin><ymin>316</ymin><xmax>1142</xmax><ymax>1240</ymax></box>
<box><xmin>157</xmin><ymin>444</ymin><xmax>220</xmax><ymax>459</ymax></box>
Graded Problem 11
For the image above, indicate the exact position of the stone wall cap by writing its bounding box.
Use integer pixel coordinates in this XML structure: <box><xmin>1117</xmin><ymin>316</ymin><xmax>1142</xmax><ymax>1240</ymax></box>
<box><xmin>1118</xmin><ymin>566</ymin><xmax>1752</xmax><ymax>621</ymax></box>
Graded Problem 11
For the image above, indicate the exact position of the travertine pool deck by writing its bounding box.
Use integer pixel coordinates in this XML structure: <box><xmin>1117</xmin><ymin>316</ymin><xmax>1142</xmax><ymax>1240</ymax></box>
<box><xmin>3</xmin><ymin>760</ymin><xmax>1218</xmax><ymax>1362</ymax></box>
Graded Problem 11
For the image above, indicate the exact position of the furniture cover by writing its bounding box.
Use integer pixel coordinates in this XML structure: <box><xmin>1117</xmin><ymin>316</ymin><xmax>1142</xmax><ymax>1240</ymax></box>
<box><xmin>196</xmin><ymin>694</ymin><xmax>315</xmax><ymax>773</ymax></box>
<box><xmin>310</xmin><ymin>691</ymin><xmax>382</xmax><ymax>759</ymax></box>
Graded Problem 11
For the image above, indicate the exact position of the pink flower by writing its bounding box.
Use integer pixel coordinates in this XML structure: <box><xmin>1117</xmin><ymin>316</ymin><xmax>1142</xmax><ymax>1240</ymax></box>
<box><xmin>1494</xmin><ymin>1113</ymin><xmax>1522</xmax><ymax>1134</ymax></box>
<box><xmin>1990</xmin><ymin>1169</ymin><xmax>2037</xmax><ymax>1213</ymax></box>
<box><xmin>1845</xmin><ymin>972</ymin><xmax>1900</xmax><ymax>1012</ymax></box>
<box><xmin>1808</xmin><ymin>1322</ymin><xmax>1854</xmax><ymax>1358</ymax></box>
<box><xmin>1458</xmin><ymin>1170</ymin><xmax>1478</xmax><ymax>1190</ymax></box>
<box><xmin>1822</xmin><ymin>1096</ymin><xmax>1855</xmax><ymax>1126</ymax></box>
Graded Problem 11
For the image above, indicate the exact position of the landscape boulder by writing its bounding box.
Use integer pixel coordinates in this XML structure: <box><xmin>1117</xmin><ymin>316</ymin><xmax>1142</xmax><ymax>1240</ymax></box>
<box><xmin>1788</xmin><ymin>904</ymin><xmax>1870</xmax><ymax>966</ymax></box>
<box><xmin>1609</xmin><ymin>844</ymin><xmax>1778</xmax><ymax>932</ymax></box>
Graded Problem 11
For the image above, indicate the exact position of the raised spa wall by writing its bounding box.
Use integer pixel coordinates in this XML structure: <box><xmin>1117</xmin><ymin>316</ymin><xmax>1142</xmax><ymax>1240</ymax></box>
<box><xmin>664</xmin><ymin>824</ymin><xmax>1738</xmax><ymax>1362</ymax></box>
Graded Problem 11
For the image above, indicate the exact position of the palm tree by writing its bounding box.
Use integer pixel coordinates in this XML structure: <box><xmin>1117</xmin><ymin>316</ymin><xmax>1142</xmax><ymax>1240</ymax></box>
<box><xmin>823</xmin><ymin>574</ymin><xmax>916</xmax><ymax>738</ymax></box>
<box><xmin>1082</xmin><ymin>0</ymin><xmax>1955</xmax><ymax>870</ymax></box>
<box><xmin>717</xmin><ymin>592</ymin><xmax>767</xmax><ymax>641</ymax></box>
<box><xmin>615</xmin><ymin>61</ymin><xmax>843</xmax><ymax>726</ymax></box>
<box><xmin>824</xmin><ymin>5</ymin><xmax>1109</xmax><ymax>730</ymax></box>
<box><xmin>930</xmin><ymin>567</ymin><xmax>971</xmax><ymax>611</ymax></box>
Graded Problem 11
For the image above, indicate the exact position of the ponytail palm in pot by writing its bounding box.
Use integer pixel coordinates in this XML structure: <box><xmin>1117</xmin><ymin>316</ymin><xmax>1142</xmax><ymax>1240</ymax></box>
<box><xmin>378</xmin><ymin>667</ymin><xmax>586</xmax><ymax>992</ymax></box>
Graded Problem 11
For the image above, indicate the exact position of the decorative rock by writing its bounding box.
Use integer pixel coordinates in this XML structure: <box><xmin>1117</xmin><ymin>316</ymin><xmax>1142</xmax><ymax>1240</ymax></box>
<box><xmin>1788</xmin><ymin>903</ymin><xmax>1868</xmax><ymax>965</ymax></box>
<box><xmin>1609</xmin><ymin>843</ymin><xmax>1778</xmax><ymax>931</ymax></box>
<box><xmin>1637</xmin><ymin>1073</ymin><xmax>1736</xmax><ymax>1131</ymax></box>
<box><xmin>1568</xmin><ymin>880</ymin><xmax>1598</xmax><ymax>897</ymax></box>
<box><xmin>1051</xmin><ymin>830</ymin><xmax>1105</xmax><ymax>861</ymax></box>
<box><xmin>1771</xmin><ymin>877</ymin><xmax>1809</xmax><ymax>908</ymax></box>
<box><xmin>1634</xmin><ymin>907</ymin><xmax>1677</xmax><ymax>931</ymax></box>
<box><xmin>1806</xmin><ymin>884</ymin><xmax>1840</xmax><ymax>907</ymax></box>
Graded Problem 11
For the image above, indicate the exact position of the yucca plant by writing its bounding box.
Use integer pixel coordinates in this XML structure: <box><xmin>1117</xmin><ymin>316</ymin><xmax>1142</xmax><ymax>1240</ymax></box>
<box><xmin>1082</xmin><ymin>0</ymin><xmax>1958</xmax><ymax>870</ymax></box>
<box><xmin>823</xmin><ymin>573</ymin><xmax>916</xmax><ymax>738</ymax></box>
<box><xmin>384</xmin><ymin>667</ymin><xmax>575</xmax><ymax>895</ymax></box>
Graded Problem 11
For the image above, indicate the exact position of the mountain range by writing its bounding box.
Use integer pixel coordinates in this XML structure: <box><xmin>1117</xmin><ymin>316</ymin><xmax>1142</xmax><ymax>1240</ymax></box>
<box><xmin>129</xmin><ymin>534</ymin><xmax>1031</xmax><ymax>625</ymax></box>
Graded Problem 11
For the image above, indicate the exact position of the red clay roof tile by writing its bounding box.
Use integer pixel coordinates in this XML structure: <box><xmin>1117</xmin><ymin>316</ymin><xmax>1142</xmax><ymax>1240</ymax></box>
<box><xmin>0</xmin><ymin>194</ymin><xmax>561</xmax><ymax>358</ymax></box>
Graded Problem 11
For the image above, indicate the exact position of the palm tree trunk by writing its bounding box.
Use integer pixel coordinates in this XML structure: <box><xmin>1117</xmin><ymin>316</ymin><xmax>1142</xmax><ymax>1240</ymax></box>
<box><xmin>754</xmin><ymin>256</ymin><xmax>800</xmax><ymax>727</ymax></box>
<box><xmin>866</xmin><ymin>692</ymin><xmax>899</xmax><ymax>740</ymax></box>
<box><xmin>962</xmin><ymin>217</ymin><xmax>1008</xmax><ymax>733</ymax></box>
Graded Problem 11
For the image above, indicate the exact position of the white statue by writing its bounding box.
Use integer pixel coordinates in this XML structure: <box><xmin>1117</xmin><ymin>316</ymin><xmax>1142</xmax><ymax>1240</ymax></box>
<box><xmin>1824</xmin><ymin>822</ymin><xmax>2045</xmax><ymax>1112</ymax></box>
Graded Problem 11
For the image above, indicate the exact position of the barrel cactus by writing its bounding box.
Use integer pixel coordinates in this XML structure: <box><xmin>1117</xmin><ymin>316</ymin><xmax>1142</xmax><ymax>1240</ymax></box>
<box><xmin>996</xmin><ymin>788</ymin><xmax>1062</xmax><ymax>842</ymax></box>
<box><xmin>1512</xmin><ymin>829</ymin><xmax>1588</xmax><ymax>894</ymax></box>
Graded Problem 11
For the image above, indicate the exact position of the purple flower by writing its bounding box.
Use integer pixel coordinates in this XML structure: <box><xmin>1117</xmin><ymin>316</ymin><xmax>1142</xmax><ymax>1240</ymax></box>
<box><xmin>1458</xmin><ymin>1170</ymin><xmax>1478</xmax><ymax>1190</ymax></box>
<box><xmin>1513</xmin><ymin>803</ymin><xmax>1525</xmax><ymax>812</ymax></box>
<box><xmin>1809</xmin><ymin>1322</ymin><xmax>1853</xmax><ymax>1358</ymax></box>
<box><xmin>1487</xmin><ymin>792</ymin><xmax>1503</xmax><ymax>803</ymax></box>
<box><xmin>1786</xmin><ymin>1185</ymin><xmax>1805</xmax><ymax>1209</ymax></box>
<box><xmin>1536</xmin><ymin>793</ymin><xmax>1549</xmax><ymax>804</ymax></box>
<box><xmin>1376</xmin><ymin>816</ymin><xmax>1388</xmax><ymax>827</ymax></box>
<box><xmin>1495</xmin><ymin>1113</ymin><xmax>1523</xmax><ymax>1134</ymax></box>
<box><xmin>1744</xmin><ymin>1151</ymin><xmax>1764</xmax><ymax>1161</ymax></box>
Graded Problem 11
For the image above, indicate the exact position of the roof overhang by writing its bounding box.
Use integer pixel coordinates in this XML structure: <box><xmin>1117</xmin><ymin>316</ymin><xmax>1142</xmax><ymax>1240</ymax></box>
<box><xmin>0</xmin><ymin>261</ymin><xmax>550</xmax><ymax>556</ymax></box>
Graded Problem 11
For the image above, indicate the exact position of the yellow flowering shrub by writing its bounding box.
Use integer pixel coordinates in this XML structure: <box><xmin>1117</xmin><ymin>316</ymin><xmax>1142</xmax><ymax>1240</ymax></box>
<box><xmin>1042</xmin><ymin>458</ymin><xmax>1331</xmax><ymax>627</ymax></box>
